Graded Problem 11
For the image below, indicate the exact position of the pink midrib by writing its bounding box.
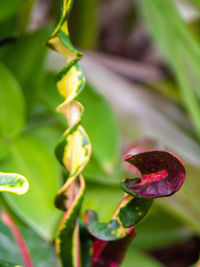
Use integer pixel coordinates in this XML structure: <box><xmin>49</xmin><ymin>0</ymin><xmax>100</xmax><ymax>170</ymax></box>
<box><xmin>135</xmin><ymin>170</ymin><xmax>168</xmax><ymax>186</ymax></box>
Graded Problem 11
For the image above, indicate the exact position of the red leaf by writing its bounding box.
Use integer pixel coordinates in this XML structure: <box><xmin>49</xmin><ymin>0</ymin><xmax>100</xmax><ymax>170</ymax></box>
<box><xmin>123</xmin><ymin>150</ymin><xmax>186</xmax><ymax>198</ymax></box>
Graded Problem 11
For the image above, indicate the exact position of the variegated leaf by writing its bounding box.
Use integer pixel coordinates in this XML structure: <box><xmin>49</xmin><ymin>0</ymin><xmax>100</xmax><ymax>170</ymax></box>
<box><xmin>85</xmin><ymin>195</ymin><xmax>152</xmax><ymax>242</ymax></box>
<box><xmin>55</xmin><ymin>125</ymin><xmax>91</xmax><ymax>178</ymax></box>
<box><xmin>0</xmin><ymin>173</ymin><xmax>29</xmax><ymax>195</ymax></box>
<box><xmin>46</xmin><ymin>0</ymin><xmax>91</xmax><ymax>265</ymax></box>
<box><xmin>55</xmin><ymin>176</ymin><xmax>85</xmax><ymax>266</ymax></box>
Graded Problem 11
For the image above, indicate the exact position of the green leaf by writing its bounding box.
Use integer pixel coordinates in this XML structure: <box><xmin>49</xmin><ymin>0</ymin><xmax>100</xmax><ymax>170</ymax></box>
<box><xmin>0</xmin><ymin>172</ymin><xmax>29</xmax><ymax>195</ymax></box>
<box><xmin>39</xmin><ymin>72</ymin><xmax>67</xmax><ymax>127</ymax></box>
<box><xmin>85</xmin><ymin>196</ymin><xmax>152</xmax><ymax>241</ymax></box>
<box><xmin>141</xmin><ymin>0</ymin><xmax>200</xmax><ymax>140</ymax></box>
<box><xmin>0</xmin><ymin>63</ymin><xmax>25</xmax><ymax>138</ymax></box>
<box><xmin>0</xmin><ymin>219</ymin><xmax>56</xmax><ymax>266</ymax></box>
<box><xmin>0</xmin><ymin>139</ymin><xmax>9</xmax><ymax>162</ymax></box>
<box><xmin>1</xmin><ymin>28</ymin><xmax>50</xmax><ymax>107</ymax></box>
<box><xmin>30</xmin><ymin>125</ymin><xmax>63</xmax><ymax>154</ymax></box>
<box><xmin>81</xmin><ymin>183</ymin><xmax>123</xmax><ymax>222</ymax></box>
<box><xmin>77</xmin><ymin>83</ymin><xmax>121</xmax><ymax>176</ymax></box>
<box><xmin>0</xmin><ymin>0</ymin><xmax>21</xmax><ymax>23</ymax></box>
<box><xmin>55</xmin><ymin>176</ymin><xmax>85</xmax><ymax>267</ymax></box>
<box><xmin>122</xmin><ymin>248</ymin><xmax>164</xmax><ymax>267</ymax></box>
<box><xmin>0</xmin><ymin>262</ymin><xmax>22</xmax><ymax>267</ymax></box>
<box><xmin>195</xmin><ymin>0</ymin><xmax>200</xmax><ymax>6</ymax></box>
<box><xmin>70</xmin><ymin>0</ymin><xmax>100</xmax><ymax>49</ymax></box>
<box><xmin>133</xmin><ymin>206</ymin><xmax>191</xmax><ymax>250</ymax></box>
<box><xmin>1</xmin><ymin>135</ymin><xmax>62</xmax><ymax>239</ymax></box>
<box><xmin>83</xmin><ymin>153</ymin><xmax>122</xmax><ymax>185</ymax></box>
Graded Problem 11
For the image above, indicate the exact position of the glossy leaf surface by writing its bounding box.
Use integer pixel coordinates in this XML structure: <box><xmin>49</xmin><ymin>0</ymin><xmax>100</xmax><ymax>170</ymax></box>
<box><xmin>85</xmin><ymin>195</ymin><xmax>152</xmax><ymax>241</ymax></box>
<box><xmin>121</xmin><ymin>150</ymin><xmax>186</xmax><ymax>198</ymax></box>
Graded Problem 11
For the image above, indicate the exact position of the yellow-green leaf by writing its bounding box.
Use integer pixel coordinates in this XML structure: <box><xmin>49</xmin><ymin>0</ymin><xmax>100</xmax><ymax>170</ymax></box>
<box><xmin>56</xmin><ymin>125</ymin><xmax>91</xmax><ymax>178</ymax></box>
<box><xmin>0</xmin><ymin>172</ymin><xmax>29</xmax><ymax>195</ymax></box>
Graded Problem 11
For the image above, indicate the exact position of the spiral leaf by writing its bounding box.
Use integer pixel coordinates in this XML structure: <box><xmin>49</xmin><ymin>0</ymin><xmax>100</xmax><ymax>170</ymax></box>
<box><xmin>55</xmin><ymin>176</ymin><xmax>85</xmax><ymax>266</ymax></box>
<box><xmin>46</xmin><ymin>0</ymin><xmax>92</xmax><ymax>266</ymax></box>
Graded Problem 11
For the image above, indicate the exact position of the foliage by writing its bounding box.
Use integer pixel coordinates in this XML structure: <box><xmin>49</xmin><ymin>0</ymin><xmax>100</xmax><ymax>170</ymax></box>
<box><xmin>0</xmin><ymin>0</ymin><xmax>199</xmax><ymax>266</ymax></box>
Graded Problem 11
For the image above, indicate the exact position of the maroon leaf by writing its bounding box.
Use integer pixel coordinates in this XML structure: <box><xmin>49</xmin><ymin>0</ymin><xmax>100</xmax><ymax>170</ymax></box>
<box><xmin>123</xmin><ymin>138</ymin><xmax>163</xmax><ymax>177</ymax></box>
<box><xmin>121</xmin><ymin>150</ymin><xmax>186</xmax><ymax>198</ymax></box>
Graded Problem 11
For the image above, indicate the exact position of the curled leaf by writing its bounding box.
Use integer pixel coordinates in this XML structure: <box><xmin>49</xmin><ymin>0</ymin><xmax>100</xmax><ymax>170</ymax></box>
<box><xmin>123</xmin><ymin>138</ymin><xmax>163</xmax><ymax>177</ymax></box>
<box><xmin>55</xmin><ymin>125</ymin><xmax>91</xmax><ymax>179</ymax></box>
<box><xmin>46</xmin><ymin>0</ymin><xmax>91</xmax><ymax>265</ymax></box>
<box><xmin>121</xmin><ymin>150</ymin><xmax>186</xmax><ymax>198</ymax></box>
<box><xmin>55</xmin><ymin>175</ymin><xmax>85</xmax><ymax>266</ymax></box>
<box><xmin>0</xmin><ymin>172</ymin><xmax>29</xmax><ymax>195</ymax></box>
<box><xmin>85</xmin><ymin>195</ymin><xmax>152</xmax><ymax>241</ymax></box>
<box><xmin>56</xmin><ymin>62</ymin><xmax>85</xmax><ymax>104</ymax></box>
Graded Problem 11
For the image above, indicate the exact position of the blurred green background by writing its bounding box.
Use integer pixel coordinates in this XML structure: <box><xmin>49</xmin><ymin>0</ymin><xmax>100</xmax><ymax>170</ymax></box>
<box><xmin>0</xmin><ymin>0</ymin><xmax>200</xmax><ymax>266</ymax></box>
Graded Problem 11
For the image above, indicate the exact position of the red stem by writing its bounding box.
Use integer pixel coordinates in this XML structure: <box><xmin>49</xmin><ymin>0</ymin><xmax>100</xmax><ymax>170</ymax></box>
<box><xmin>1</xmin><ymin>211</ymin><xmax>34</xmax><ymax>267</ymax></box>
<box><xmin>91</xmin><ymin>230</ymin><xmax>136</xmax><ymax>267</ymax></box>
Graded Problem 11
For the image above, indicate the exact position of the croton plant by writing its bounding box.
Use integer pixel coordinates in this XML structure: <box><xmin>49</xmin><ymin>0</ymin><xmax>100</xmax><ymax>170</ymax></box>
<box><xmin>0</xmin><ymin>0</ymin><xmax>186</xmax><ymax>267</ymax></box>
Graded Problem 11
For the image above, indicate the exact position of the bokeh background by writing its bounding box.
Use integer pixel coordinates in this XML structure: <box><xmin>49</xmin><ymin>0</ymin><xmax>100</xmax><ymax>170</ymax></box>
<box><xmin>0</xmin><ymin>0</ymin><xmax>200</xmax><ymax>266</ymax></box>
